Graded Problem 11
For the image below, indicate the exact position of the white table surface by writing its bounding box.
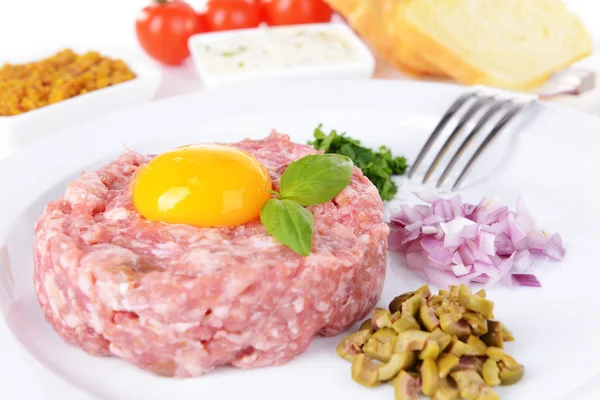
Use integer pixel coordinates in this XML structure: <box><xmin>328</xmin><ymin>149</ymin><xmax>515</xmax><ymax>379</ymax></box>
<box><xmin>1</xmin><ymin>1</ymin><xmax>600</xmax><ymax>399</ymax></box>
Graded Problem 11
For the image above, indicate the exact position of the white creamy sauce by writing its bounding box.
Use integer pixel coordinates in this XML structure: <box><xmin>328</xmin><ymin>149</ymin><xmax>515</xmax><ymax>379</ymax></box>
<box><xmin>197</xmin><ymin>29</ymin><xmax>361</xmax><ymax>75</ymax></box>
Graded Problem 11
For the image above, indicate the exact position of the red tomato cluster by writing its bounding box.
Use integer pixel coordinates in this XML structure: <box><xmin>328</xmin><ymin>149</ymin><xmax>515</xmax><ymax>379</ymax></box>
<box><xmin>136</xmin><ymin>0</ymin><xmax>334</xmax><ymax>66</ymax></box>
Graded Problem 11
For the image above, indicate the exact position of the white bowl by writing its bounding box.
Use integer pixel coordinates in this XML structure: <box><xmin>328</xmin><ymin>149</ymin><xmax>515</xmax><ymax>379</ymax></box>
<box><xmin>188</xmin><ymin>23</ymin><xmax>375</xmax><ymax>91</ymax></box>
<box><xmin>0</xmin><ymin>50</ymin><xmax>162</xmax><ymax>160</ymax></box>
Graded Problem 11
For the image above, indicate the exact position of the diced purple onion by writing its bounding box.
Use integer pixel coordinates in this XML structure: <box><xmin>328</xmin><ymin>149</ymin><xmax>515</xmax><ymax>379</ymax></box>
<box><xmin>513</xmin><ymin>274</ymin><xmax>542</xmax><ymax>287</ymax></box>
<box><xmin>389</xmin><ymin>193</ymin><xmax>566</xmax><ymax>289</ymax></box>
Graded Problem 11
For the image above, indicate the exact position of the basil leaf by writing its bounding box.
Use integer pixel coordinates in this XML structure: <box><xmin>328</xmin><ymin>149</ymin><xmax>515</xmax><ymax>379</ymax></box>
<box><xmin>260</xmin><ymin>199</ymin><xmax>314</xmax><ymax>256</ymax></box>
<box><xmin>279</xmin><ymin>154</ymin><xmax>353</xmax><ymax>206</ymax></box>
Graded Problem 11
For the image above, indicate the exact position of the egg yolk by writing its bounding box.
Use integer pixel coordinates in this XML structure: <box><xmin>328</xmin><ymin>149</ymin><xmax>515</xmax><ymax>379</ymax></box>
<box><xmin>132</xmin><ymin>144</ymin><xmax>272</xmax><ymax>227</ymax></box>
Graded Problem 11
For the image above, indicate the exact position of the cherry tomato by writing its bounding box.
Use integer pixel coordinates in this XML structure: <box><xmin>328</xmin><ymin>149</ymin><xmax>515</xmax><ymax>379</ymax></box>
<box><xmin>259</xmin><ymin>0</ymin><xmax>333</xmax><ymax>26</ymax></box>
<box><xmin>135</xmin><ymin>0</ymin><xmax>205</xmax><ymax>66</ymax></box>
<box><xmin>205</xmin><ymin>0</ymin><xmax>262</xmax><ymax>32</ymax></box>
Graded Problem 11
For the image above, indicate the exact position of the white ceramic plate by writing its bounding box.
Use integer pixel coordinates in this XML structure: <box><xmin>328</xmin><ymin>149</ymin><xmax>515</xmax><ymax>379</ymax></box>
<box><xmin>1</xmin><ymin>81</ymin><xmax>599</xmax><ymax>400</ymax></box>
<box><xmin>0</xmin><ymin>48</ymin><xmax>162</xmax><ymax>161</ymax></box>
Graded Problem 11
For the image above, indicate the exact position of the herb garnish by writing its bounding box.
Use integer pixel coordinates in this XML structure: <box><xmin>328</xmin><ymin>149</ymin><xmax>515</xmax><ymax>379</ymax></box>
<box><xmin>309</xmin><ymin>125</ymin><xmax>408</xmax><ymax>201</ymax></box>
<box><xmin>260</xmin><ymin>154</ymin><xmax>353</xmax><ymax>256</ymax></box>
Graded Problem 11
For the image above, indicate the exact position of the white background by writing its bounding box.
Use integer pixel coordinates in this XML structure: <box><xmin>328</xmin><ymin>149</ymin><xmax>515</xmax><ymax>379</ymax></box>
<box><xmin>1</xmin><ymin>1</ymin><xmax>600</xmax><ymax>399</ymax></box>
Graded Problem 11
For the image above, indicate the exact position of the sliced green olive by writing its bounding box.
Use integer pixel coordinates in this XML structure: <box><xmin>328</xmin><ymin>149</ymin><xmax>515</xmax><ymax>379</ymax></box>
<box><xmin>359</xmin><ymin>319</ymin><xmax>373</xmax><ymax>332</ymax></box>
<box><xmin>440</xmin><ymin>314</ymin><xmax>471</xmax><ymax>337</ymax></box>
<box><xmin>372</xmin><ymin>308</ymin><xmax>393</xmax><ymax>330</ymax></box>
<box><xmin>460</xmin><ymin>386</ymin><xmax>480</xmax><ymax>400</ymax></box>
<box><xmin>438</xmin><ymin>335</ymin><xmax>452</xmax><ymax>353</ymax></box>
<box><xmin>402</xmin><ymin>294</ymin><xmax>422</xmax><ymax>317</ymax></box>
<box><xmin>428</xmin><ymin>294</ymin><xmax>444</xmax><ymax>309</ymax></box>
<box><xmin>462</xmin><ymin>311</ymin><xmax>488</xmax><ymax>336</ymax></box>
<box><xmin>407</xmin><ymin>371</ymin><xmax>421</xmax><ymax>380</ymax></box>
<box><xmin>432</xmin><ymin>378</ymin><xmax>460</xmax><ymax>400</ymax></box>
<box><xmin>499</xmin><ymin>364</ymin><xmax>525</xmax><ymax>386</ymax></box>
<box><xmin>429</xmin><ymin>327</ymin><xmax>445</xmax><ymax>339</ymax></box>
<box><xmin>351</xmin><ymin>354</ymin><xmax>381</xmax><ymax>387</ymax></box>
<box><xmin>482</xmin><ymin>358</ymin><xmax>501</xmax><ymax>386</ymax></box>
<box><xmin>466</xmin><ymin>335</ymin><xmax>488</xmax><ymax>356</ymax></box>
<box><xmin>437</xmin><ymin>298</ymin><xmax>467</xmax><ymax>322</ymax></box>
<box><xmin>451</xmin><ymin>370</ymin><xmax>486</xmax><ymax>400</ymax></box>
<box><xmin>478</xmin><ymin>386</ymin><xmax>501</xmax><ymax>400</ymax></box>
<box><xmin>395</xmin><ymin>330</ymin><xmax>430</xmax><ymax>352</ymax></box>
<box><xmin>340</xmin><ymin>286</ymin><xmax>523</xmax><ymax>398</ymax></box>
<box><xmin>447</xmin><ymin>338</ymin><xmax>477</xmax><ymax>357</ymax></box>
<box><xmin>430</xmin><ymin>328</ymin><xmax>452</xmax><ymax>352</ymax></box>
<box><xmin>501</xmin><ymin>323</ymin><xmax>515</xmax><ymax>342</ymax></box>
<box><xmin>486</xmin><ymin>347</ymin><xmax>519</xmax><ymax>369</ymax></box>
<box><xmin>379</xmin><ymin>352</ymin><xmax>416</xmax><ymax>381</ymax></box>
<box><xmin>481</xmin><ymin>320</ymin><xmax>503</xmax><ymax>349</ymax></box>
<box><xmin>393</xmin><ymin>370</ymin><xmax>420</xmax><ymax>400</ymax></box>
<box><xmin>458</xmin><ymin>285</ymin><xmax>494</xmax><ymax>319</ymax></box>
<box><xmin>363</xmin><ymin>328</ymin><xmax>397</xmax><ymax>362</ymax></box>
<box><xmin>449</xmin><ymin>300</ymin><xmax>467</xmax><ymax>322</ymax></box>
<box><xmin>451</xmin><ymin>368</ymin><xmax>484</xmax><ymax>385</ymax></box>
<box><xmin>415</xmin><ymin>284</ymin><xmax>432</xmax><ymax>299</ymax></box>
<box><xmin>378</xmin><ymin>354</ymin><xmax>403</xmax><ymax>381</ymax></box>
<box><xmin>336</xmin><ymin>329</ymin><xmax>371</xmax><ymax>362</ymax></box>
<box><xmin>389</xmin><ymin>292</ymin><xmax>415</xmax><ymax>314</ymax></box>
<box><xmin>421</xmin><ymin>358</ymin><xmax>440</xmax><ymax>396</ymax></box>
<box><xmin>392</xmin><ymin>315</ymin><xmax>421</xmax><ymax>333</ymax></box>
<box><xmin>437</xmin><ymin>353</ymin><xmax>460</xmax><ymax>378</ymax></box>
<box><xmin>454</xmin><ymin>356</ymin><xmax>484</xmax><ymax>374</ymax></box>
<box><xmin>419</xmin><ymin>339</ymin><xmax>440</xmax><ymax>360</ymax></box>
<box><xmin>449</xmin><ymin>285</ymin><xmax>460</xmax><ymax>299</ymax></box>
<box><xmin>420</xmin><ymin>302</ymin><xmax>440</xmax><ymax>332</ymax></box>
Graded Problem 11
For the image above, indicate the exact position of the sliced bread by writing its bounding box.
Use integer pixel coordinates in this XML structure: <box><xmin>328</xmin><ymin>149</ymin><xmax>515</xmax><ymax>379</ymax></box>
<box><xmin>396</xmin><ymin>0</ymin><xmax>592</xmax><ymax>89</ymax></box>
<box><xmin>326</xmin><ymin>0</ymin><xmax>445</xmax><ymax>76</ymax></box>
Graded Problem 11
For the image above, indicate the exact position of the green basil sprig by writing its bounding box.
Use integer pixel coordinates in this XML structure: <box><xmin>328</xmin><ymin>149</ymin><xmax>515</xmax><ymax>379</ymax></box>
<box><xmin>260</xmin><ymin>154</ymin><xmax>353</xmax><ymax>256</ymax></box>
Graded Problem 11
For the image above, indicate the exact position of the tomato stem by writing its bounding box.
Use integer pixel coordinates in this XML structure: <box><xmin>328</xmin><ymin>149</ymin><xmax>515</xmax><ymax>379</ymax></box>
<box><xmin>155</xmin><ymin>0</ymin><xmax>169</xmax><ymax>4</ymax></box>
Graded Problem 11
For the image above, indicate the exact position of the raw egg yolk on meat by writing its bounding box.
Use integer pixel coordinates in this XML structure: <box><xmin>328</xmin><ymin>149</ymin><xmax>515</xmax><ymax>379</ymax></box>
<box><xmin>132</xmin><ymin>145</ymin><xmax>272</xmax><ymax>227</ymax></box>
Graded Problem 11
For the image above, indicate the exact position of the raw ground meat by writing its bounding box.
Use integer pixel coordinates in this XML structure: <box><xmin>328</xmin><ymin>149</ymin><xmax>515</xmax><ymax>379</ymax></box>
<box><xmin>33</xmin><ymin>131</ymin><xmax>389</xmax><ymax>377</ymax></box>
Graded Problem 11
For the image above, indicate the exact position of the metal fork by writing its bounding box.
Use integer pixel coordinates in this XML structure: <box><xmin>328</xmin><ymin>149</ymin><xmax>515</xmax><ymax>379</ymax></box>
<box><xmin>407</xmin><ymin>68</ymin><xmax>596</xmax><ymax>191</ymax></box>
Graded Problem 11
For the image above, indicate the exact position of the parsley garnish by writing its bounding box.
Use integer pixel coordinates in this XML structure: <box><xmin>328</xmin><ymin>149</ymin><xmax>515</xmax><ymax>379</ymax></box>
<box><xmin>308</xmin><ymin>125</ymin><xmax>408</xmax><ymax>201</ymax></box>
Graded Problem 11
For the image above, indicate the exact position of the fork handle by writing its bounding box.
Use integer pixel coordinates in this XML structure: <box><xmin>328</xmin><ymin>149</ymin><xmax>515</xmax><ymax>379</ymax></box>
<box><xmin>535</xmin><ymin>67</ymin><xmax>596</xmax><ymax>99</ymax></box>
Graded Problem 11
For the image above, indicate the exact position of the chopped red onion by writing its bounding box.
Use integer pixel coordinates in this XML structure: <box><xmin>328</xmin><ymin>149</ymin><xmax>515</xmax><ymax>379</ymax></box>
<box><xmin>389</xmin><ymin>193</ymin><xmax>566</xmax><ymax>288</ymax></box>
<box><xmin>544</xmin><ymin>233</ymin><xmax>566</xmax><ymax>261</ymax></box>
<box><xmin>495</xmin><ymin>233</ymin><xmax>515</xmax><ymax>256</ymax></box>
<box><xmin>405</xmin><ymin>220</ymin><xmax>424</xmax><ymax>232</ymax></box>
<box><xmin>461</xmin><ymin>224</ymin><xmax>480</xmax><ymax>239</ymax></box>
<box><xmin>513</xmin><ymin>274</ymin><xmax>542</xmax><ymax>287</ymax></box>
<box><xmin>514</xmin><ymin>250</ymin><xmax>533</xmax><ymax>272</ymax></box>
<box><xmin>422</xmin><ymin>226</ymin><xmax>439</xmax><ymax>235</ymax></box>
<box><xmin>452</xmin><ymin>263</ymin><xmax>471</xmax><ymax>276</ymax></box>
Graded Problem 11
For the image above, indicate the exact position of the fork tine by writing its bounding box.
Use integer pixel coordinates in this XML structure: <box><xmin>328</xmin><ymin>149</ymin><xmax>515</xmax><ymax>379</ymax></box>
<box><xmin>451</xmin><ymin>100</ymin><xmax>534</xmax><ymax>191</ymax></box>
<box><xmin>435</xmin><ymin>99</ymin><xmax>512</xmax><ymax>188</ymax></box>
<box><xmin>407</xmin><ymin>91</ymin><xmax>479</xmax><ymax>179</ymax></box>
<box><xmin>422</xmin><ymin>95</ymin><xmax>495</xmax><ymax>184</ymax></box>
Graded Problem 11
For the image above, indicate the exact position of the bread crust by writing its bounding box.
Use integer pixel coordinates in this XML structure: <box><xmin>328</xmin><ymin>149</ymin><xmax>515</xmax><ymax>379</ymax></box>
<box><xmin>326</xmin><ymin>0</ymin><xmax>445</xmax><ymax>77</ymax></box>
<box><xmin>328</xmin><ymin>0</ymin><xmax>592</xmax><ymax>90</ymax></box>
<box><xmin>397</xmin><ymin>4</ymin><xmax>592</xmax><ymax>90</ymax></box>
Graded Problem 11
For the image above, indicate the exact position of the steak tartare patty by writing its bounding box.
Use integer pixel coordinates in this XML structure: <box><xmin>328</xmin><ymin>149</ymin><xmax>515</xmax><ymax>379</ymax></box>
<box><xmin>33</xmin><ymin>131</ymin><xmax>389</xmax><ymax>377</ymax></box>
